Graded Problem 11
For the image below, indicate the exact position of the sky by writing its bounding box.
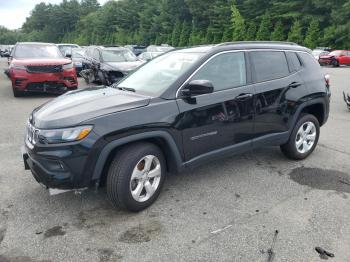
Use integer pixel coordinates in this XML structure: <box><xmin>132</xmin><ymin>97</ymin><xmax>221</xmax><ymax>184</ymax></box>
<box><xmin>0</xmin><ymin>0</ymin><xmax>109</xmax><ymax>30</ymax></box>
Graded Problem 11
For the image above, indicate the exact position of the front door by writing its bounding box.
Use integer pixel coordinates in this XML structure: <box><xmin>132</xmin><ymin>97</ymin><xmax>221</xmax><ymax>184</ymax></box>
<box><xmin>176</xmin><ymin>51</ymin><xmax>255</xmax><ymax>161</ymax></box>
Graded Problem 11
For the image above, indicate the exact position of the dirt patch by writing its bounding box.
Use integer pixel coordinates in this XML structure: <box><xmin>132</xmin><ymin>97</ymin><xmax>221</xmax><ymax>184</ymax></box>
<box><xmin>43</xmin><ymin>226</ymin><xmax>66</xmax><ymax>238</ymax></box>
<box><xmin>118</xmin><ymin>221</ymin><xmax>162</xmax><ymax>244</ymax></box>
<box><xmin>288</xmin><ymin>167</ymin><xmax>350</xmax><ymax>193</ymax></box>
<box><xmin>75</xmin><ymin>205</ymin><xmax>133</xmax><ymax>230</ymax></box>
<box><xmin>97</xmin><ymin>248</ymin><xmax>122</xmax><ymax>262</ymax></box>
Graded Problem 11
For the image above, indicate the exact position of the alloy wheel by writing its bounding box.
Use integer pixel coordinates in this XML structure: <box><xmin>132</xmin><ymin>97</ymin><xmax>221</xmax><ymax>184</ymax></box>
<box><xmin>129</xmin><ymin>155</ymin><xmax>162</xmax><ymax>202</ymax></box>
<box><xmin>295</xmin><ymin>121</ymin><xmax>317</xmax><ymax>154</ymax></box>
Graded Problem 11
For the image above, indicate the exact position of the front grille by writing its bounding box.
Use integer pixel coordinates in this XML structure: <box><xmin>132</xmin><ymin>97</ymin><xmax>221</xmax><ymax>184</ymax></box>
<box><xmin>26</xmin><ymin>122</ymin><xmax>39</xmax><ymax>145</ymax></box>
<box><xmin>26</xmin><ymin>82</ymin><xmax>67</xmax><ymax>92</ymax></box>
<box><xmin>27</xmin><ymin>65</ymin><xmax>63</xmax><ymax>73</ymax></box>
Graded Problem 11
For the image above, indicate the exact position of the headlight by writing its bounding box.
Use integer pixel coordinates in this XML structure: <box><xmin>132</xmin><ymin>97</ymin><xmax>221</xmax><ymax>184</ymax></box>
<box><xmin>10</xmin><ymin>64</ymin><xmax>26</xmax><ymax>70</ymax></box>
<box><xmin>38</xmin><ymin>125</ymin><xmax>93</xmax><ymax>144</ymax></box>
<box><xmin>62</xmin><ymin>62</ymin><xmax>74</xmax><ymax>70</ymax></box>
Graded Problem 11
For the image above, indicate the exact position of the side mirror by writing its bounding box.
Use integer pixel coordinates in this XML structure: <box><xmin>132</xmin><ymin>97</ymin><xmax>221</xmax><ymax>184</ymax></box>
<box><xmin>181</xmin><ymin>80</ymin><xmax>214</xmax><ymax>97</ymax></box>
<box><xmin>3</xmin><ymin>53</ymin><xmax>10</xmax><ymax>58</ymax></box>
<box><xmin>65</xmin><ymin>53</ymin><xmax>72</xmax><ymax>58</ymax></box>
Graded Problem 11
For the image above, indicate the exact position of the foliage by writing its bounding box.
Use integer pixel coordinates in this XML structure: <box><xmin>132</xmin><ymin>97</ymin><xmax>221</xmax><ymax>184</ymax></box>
<box><xmin>2</xmin><ymin>0</ymin><xmax>350</xmax><ymax>49</ymax></box>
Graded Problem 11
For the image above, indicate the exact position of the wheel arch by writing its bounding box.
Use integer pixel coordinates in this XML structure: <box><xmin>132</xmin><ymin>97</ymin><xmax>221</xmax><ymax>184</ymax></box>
<box><xmin>292</xmin><ymin>97</ymin><xmax>328</xmax><ymax>128</ymax></box>
<box><xmin>92</xmin><ymin>131</ymin><xmax>184</xmax><ymax>184</ymax></box>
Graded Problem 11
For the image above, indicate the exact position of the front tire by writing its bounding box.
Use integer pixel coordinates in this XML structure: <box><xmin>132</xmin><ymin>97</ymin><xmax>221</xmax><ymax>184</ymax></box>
<box><xmin>106</xmin><ymin>143</ymin><xmax>166</xmax><ymax>212</ymax></box>
<box><xmin>281</xmin><ymin>114</ymin><xmax>320</xmax><ymax>160</ymax></box>
<box><xmin>332</xmin><ymin>59</ymin><xmax>339</xmax><ymax>67</ymax></box>
<box><xmin>12</xmin><ymin>87</ymin><xmax>24</xmax><ymax>97</ymax></box>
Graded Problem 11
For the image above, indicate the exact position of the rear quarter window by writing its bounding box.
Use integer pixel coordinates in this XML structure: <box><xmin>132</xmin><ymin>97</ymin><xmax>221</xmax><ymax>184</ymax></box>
<box><xmin>286</xmin><ymin>52</ymin><xmax>302</xmax><ymax>73</ymax></box>
<box><xmin>298</xmin><ymin>52</ymin><xmax>321</xmax><ymax>70</ymax></box>
<box><xmin>251</xmin><ymin>51</ymin><xmax>290</xmax><ymax>83</ymax></box>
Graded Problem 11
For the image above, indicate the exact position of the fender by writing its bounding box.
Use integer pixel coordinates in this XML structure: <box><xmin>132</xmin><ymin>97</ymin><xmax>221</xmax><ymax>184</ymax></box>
<box><xmin>290</xmin><ymin>96</ymin><xmax>328</xmax><ymax>130</ymax></box>
<box><xmin>91</xmin><ymin>131</ymin><xmax>184</xmax><ymax>180</ymax></box>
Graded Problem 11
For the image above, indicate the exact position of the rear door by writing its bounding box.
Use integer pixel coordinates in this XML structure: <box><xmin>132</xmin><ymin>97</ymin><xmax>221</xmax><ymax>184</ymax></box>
<box><xmin>249</xmin><ymin>50</ymin><xmax>304</xmax><ymax>144</ymax></box>
<box><xmin>176</xmin><ymin>51</ymin><xmax>255</xmax><ymax>161</ymax></box>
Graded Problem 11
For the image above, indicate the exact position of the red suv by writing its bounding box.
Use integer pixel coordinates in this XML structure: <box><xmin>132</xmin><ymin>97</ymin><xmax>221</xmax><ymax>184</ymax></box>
<box><xmin>319</xmin><ymin>50</ymin><xmax>350</xmax><ymax>67</ymax></box>
<box><xmin>8</xmin><ymin>42</ymin><xmax>78</xmax><ymax>97</ymax></box>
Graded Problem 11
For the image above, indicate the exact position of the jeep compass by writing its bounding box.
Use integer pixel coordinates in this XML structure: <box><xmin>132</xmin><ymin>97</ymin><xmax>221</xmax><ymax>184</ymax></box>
<box><xmin>22</xmin><ymin>42</ymin><xmax>330</xmax><ymax>212</ymax></box>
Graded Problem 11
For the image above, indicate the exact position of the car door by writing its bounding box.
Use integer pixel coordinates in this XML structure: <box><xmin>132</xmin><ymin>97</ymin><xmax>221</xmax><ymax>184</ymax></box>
<box><xmin>249</xmin><ymin>50</ymin><xmax>305</xmax><ymax>144</ymax></box>
<box><xmin>176</xmin><ymin>51</ymin><xmax>255</xmax><ymax>162</ymax></box>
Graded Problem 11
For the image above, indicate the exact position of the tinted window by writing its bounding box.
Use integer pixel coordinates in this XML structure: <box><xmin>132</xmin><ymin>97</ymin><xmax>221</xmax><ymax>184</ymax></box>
<box><xmin>251</xmin><ymin>51</ymin><xmax>289</xmax><ymax>82</ymax></box>
<box><xmin>191</xmin><ymin>52</ymin><xmax>246</xmax><ymax>91</ymax></box>
<box><xmin>286</xmin><ymin>52</ymin><xmax>302</xmax><ymax>72</ymax></box>
<box><xmin>298</xmin><ymin>52</ymin><xmax>321</xmax><ymax>70</ymax></box>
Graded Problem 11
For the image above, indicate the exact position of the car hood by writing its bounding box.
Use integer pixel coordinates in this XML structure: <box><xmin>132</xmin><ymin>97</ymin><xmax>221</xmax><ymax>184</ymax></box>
<box><xmin>104</xmin><ymin>61</ymin><xmax>143</xmax><ymax>72</ymax></box>
<box><xmin>32</xmin><ymin>86</ymin><xmax>151</xmax><ymax>129</ymax></box>
<box><xmin>12</xmin><ymin>58</ymin><xmax>71</xmax><ymax>66</ymax></box>
<box><xmin>319</xmin><ymin>55</ymin><xmax>334</xmax><ymax>59</ymax></box>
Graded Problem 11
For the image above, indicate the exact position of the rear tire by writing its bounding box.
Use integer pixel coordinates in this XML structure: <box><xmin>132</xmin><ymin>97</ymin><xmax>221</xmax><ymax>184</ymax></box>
<box><xmin>332</xmin><ymin>59</ymin><xmax>340</xmax><ymax>67</ymax></box>
<box><xmin>281</xmin><ymin>114</ymin><xmax>320</xmax><ymax>160</ymax></box>
<box><xmin>106</xmin><ymin>142</ymin><xmax>166</xmax><ymax>212</ymax></box>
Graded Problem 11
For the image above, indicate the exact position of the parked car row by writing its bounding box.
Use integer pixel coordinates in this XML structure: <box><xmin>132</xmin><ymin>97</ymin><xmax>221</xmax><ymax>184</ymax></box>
<box><xmin>3</xmin><ymin>42</ymin><xmax>174</xmax><ymax>97</ymax></box>
<box><xmin>312</xmin><ymin>47</ymin><xmax>350</xmax><ymax>67</ymax></box>
<box><xmin>0</xmin><ymin>45</ymin><xmax>14</xmax><ymax>57</ymax></box>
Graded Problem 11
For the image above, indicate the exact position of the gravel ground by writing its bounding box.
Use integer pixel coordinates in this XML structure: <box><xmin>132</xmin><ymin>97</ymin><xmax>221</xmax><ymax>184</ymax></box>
<box><xmin>0</xmin><ymin>57</ymin><xmax>350</xmax><ymax>262</ymax></box>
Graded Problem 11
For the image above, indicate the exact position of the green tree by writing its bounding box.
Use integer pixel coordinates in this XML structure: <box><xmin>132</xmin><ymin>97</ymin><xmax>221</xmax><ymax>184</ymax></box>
<box><xmin>179</xmin><ymin>21</ymin><xmax>191</xmax><ymax>46</ymax></box>
<box><xmin>256</xmin><ymin>12</ymin><xmax>272</xmax><ymax>40</ymax></box>
<box><xmin>245</xmin><ymin>21</ymin><xmax>256</xmax><ymax>40</ymax></box>
<box><xmin>271</xmin><ymin>20</ymin><xmax>285</xmax><ymax>41</ymax></box>
<box><xmin>171</xmin><ymin>20</ymin><xmax>182</xmax><ymax>47</ymax></box>
<box><xmin>304</xmin><ymin>19</ymin><xmax>320</xmax><ymax>48</ymax></box>
<box><xmin>231</xmin><ymin>2</ymin><xmax>245</xmax><ymax>41</ymax></box>
<box><xmin>287</xmin><ymin>20</ymin><xmax>304</xmax><ymax>44</ymax></box>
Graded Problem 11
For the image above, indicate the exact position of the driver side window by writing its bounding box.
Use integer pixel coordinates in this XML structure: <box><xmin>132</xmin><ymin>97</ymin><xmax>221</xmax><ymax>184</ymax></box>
<box><xmin>191</xmin><ymin>52</ymin><xmax>246</xmax><ymax>91</ymax></box>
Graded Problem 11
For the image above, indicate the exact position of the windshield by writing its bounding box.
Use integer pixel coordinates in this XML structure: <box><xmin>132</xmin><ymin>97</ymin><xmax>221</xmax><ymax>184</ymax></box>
<box><xmin>72</xmin><ymin>49</ymin><xmax>85</xmax><ymax>58</ymax></box>
<box><xmin>312</xmin><ymin>50</ymin><xmax>323</xmax><ymax>56</ymax></box>
<box><xmin>102</xmin><ymin>49</ymin><xmax>138</xmax><ymax>62</ymax></box>
<box><xmin>147</xmin><ymin>46</ymin><xmax>174</xmax><ymax>52</ymax></box>
<box><xmin>329</xmin><ymin>51</ymin><xmax>342</xmax><ymax>56</ymax></box>
<box><xmin>58</xmin><ymin>45</ymin><xmax>78</xmax><ymax>55</ymax></box>
<box><xmin>14</xmin><ymin>44</ymin><xmax>63</xmax><ymax>59</ymax></box>
<box><xmin>116</xmin><ymin>51</ymin><xmax>204</xmax><ymax>96</ymax></box>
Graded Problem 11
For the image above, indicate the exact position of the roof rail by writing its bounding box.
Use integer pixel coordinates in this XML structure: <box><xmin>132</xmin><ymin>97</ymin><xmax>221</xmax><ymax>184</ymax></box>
<box><xmin>216</xmin><ymin>41</ymin><xmax>299</xmax><ymax>47</ymax></box>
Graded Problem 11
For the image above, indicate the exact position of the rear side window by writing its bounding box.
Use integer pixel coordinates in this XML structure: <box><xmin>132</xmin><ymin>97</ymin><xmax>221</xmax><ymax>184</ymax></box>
<box><xmin>298</xmin><ymin>52</ymin><xmax>320</xmax><ymax>70</ymax></box>
<box><xmin>191</xmin><ymin>52</ymin><xmax>246</xmax><ymax>91</ymax></box>
<box><xmin>286</xmin><ymin>52</ymin><xmax>302</xmax><ymax>73</ymax></box>
<box><xmin>251</xmin><ymin>51</ymin><xmax>289</xmax><ymax>82</ymax></box>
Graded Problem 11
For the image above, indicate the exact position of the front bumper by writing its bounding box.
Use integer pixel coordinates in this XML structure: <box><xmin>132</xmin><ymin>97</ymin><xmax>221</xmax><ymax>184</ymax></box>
<box><xmin>10</xmin><ymin>68</ymin><xmax>78</xmax><ymax>93</ymax></box>
<box><xmin>22</xmin><ymin>137</ymin><xmax>94</xmax><ymax>190</ymax></box>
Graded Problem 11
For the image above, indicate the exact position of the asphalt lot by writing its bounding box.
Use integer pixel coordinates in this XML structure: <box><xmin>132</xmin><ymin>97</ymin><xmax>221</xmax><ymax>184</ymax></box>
<box><xmin>0</xmin><ymin>57</ymin><xmax>350</xmax><ymax>262</ymax></box>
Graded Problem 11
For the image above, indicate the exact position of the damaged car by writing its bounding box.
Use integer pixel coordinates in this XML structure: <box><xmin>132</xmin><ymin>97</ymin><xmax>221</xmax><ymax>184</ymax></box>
<box><xmin>81</xmin><ymin>46</ymin><xmax>144</xmax><ymax>85</ymax></box>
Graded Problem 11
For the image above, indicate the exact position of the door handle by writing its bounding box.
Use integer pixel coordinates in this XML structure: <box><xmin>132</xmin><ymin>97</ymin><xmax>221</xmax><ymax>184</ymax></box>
<box><xmin>288</xmin><ymin>82</ymin><xmax>301</xmax><ymax>88</ymax></box>
<box><xmin>235</xmin><ymin>93</ymin><xmax>253</xmax><ymax>100</ymax></box>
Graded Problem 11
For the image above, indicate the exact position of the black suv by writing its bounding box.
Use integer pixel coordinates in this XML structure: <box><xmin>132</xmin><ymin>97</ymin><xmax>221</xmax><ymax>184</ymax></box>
<box><xmin>22</xmin><ymin>42</ymin><xmax>330</xmax><ymax>212</ymax></box>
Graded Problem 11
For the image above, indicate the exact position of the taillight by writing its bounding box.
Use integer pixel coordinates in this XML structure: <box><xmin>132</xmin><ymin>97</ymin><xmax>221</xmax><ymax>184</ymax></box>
<box><xmin>324</xmin><ymin>74</ymin><xmax>330</xmax><ymax>87</ymax></box>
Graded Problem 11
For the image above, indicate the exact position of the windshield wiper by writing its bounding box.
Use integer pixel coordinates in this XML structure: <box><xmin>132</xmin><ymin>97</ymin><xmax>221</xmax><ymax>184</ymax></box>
<box><xmin>117</xmin><ymin>86</ymin><xmax>136</xmax><ymax>92</ymax></box>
